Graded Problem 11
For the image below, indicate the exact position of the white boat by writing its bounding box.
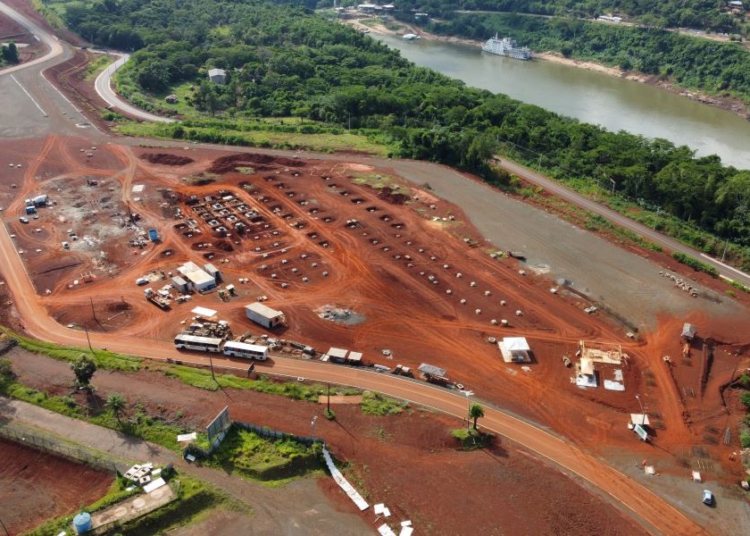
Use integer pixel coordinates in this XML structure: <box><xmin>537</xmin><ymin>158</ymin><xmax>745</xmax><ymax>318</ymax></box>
<box><xmin>402</xmin><ymin>33</ymin><xmax>420</xmax><ymax>41</ymax></box>
<box><xmin>482</xmin><ymin>34</ymin><xmax>531</xmax><ymax>60</ymax></box>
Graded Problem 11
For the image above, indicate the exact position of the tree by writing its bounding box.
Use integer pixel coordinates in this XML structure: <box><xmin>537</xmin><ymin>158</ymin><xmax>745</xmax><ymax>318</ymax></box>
<box><xmin>469</xmin><ymin>402</ymin><xmax>484</xmax><ymax>430</ymax></box>
<box><xmin>1</xmin><ymin>42</ymin><xmax>19</xmax><ymax>64</ymax></box>
<box><xmin>741</xmin><ymin>392</ymin><xmax>750</xmax><ymax>410</ymax></box>
<box><xmin>106</xmin><ymin>392</ymin><xmax>127</xmax><ymax>422</ymax></box>
<box><xmin>71</xmin><ymin>354</ymin><xmax>97</xmax><ymax>390</ymax></box>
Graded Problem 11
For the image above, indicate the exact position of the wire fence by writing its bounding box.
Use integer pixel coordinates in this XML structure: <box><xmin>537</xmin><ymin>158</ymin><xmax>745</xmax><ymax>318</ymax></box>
<box><xmin>0</xmin><ymin>424</ymin><xmax>127</xmax><ymax>473</ymax></box>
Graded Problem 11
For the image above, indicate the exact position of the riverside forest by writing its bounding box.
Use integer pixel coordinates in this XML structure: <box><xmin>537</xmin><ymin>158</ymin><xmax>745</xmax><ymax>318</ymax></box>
<box><xmin>45</xmin><ymin>0</ymin><xmax>750</xmax><ymax>267</ymax></box>
<box><xmin>403</xmin><ymin>11</ymin><xmax>750</xmax><ymax>104</ymax></box>
<box><xmin>389</xmin><ymin>0</ymin><xmax>744</xmax><ymax>33</ymax></box>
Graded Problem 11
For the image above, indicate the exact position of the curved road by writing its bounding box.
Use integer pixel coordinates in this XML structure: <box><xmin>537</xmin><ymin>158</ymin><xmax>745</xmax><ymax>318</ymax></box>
<box><xmin>498</xmin><ymin>158</ymin><xmax>750</xmax><ymax>287</ymax></box>
<box><xmin>94</xmin><ymin>53</ymin><xmax>175</xmax><ymax>123</ymax></box>
<box><xmin>0</xmin><ymin>2</ymin><xmax>712</xmax><ymax>534</ymax></box>
<box><xmin>0</xmin><ymin>1</ymin><xmax>62</xmax><ymax>76</ymax></box>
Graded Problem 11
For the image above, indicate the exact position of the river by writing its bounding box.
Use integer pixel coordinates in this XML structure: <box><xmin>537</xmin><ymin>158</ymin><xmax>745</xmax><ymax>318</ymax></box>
<box><xmin>371</xmin><ymin>33</ymin><xmax>750</xmax><ymax>170</ymax></box>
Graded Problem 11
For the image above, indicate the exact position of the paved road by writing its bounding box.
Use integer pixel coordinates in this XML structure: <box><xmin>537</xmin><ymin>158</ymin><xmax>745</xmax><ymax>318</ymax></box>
<box><xmin>94</xmin><ymin>53</ymin><xmax>175</xmax><ymax>123</ymax></box>
<box><xmin>499</xmin><ymin>158</ymin><xmax>750</xmax><ymax>287</ymax></box>
<box><xmin>0</xmin><ymin>1</ymin><xmax>62</xmax><ymax>77</ymax></box>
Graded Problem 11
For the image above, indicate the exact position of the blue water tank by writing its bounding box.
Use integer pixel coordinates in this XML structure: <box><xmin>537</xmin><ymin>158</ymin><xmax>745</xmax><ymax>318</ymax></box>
<box><xmin>73</xmin><ymin>512</ymin><xmax>92</xmax><ymax>534</ymax></box>
<box><xmin>148</xmin><ymin>228</ymin><xmax>159</xmax><ymax>242</ymax></box>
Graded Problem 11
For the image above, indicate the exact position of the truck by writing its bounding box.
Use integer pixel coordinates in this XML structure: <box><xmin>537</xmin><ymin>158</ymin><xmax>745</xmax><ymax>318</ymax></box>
<box><xmin>144</xmin><ymin>288</ymin><xmax>171</xmax><ymax>310</ymax></box>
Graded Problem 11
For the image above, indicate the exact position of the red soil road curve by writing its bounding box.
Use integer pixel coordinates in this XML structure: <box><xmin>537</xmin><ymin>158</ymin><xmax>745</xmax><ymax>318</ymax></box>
<box><xmin>0</xmin><ymin>198</ymin><xmax>707</xmax><ymax>536</ymax></box>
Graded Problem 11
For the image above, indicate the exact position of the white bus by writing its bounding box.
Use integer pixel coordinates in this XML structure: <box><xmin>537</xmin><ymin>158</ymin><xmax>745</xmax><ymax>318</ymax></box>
<box><xmin>223</xmin><ymin>340</ymin><xmax>269</xmax><ymax>361</ymax></box>
<box><xmin>174</xmin><ymin>334</ymin><xmax>223</xmax><ymax>353</ymax></box>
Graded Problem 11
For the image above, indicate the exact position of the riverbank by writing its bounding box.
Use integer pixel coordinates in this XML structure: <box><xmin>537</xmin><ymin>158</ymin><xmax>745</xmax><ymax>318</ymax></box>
<box><xmin>347</xmin><ymin>16</ymin><xmax>750</xmax><ymax>121</ymax></box>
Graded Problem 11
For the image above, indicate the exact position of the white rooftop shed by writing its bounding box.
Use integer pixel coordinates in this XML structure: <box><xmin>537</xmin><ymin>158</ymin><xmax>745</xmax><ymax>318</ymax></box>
<box><xmin>498</xmin><ymin>337</ymin><xmax>531</xmax><ymax>363</ymax></box>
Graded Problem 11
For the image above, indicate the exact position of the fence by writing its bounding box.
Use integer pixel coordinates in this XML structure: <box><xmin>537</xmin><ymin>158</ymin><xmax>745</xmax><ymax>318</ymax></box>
<box><xmin>186</xmin><ymin>419</ymin><xmax>322</xmax><ymax>459</ymax></box>
<box><xmin>0</xmin><ymin>424</ymin><xmax>127</xmax><ymax>473</ymax></box>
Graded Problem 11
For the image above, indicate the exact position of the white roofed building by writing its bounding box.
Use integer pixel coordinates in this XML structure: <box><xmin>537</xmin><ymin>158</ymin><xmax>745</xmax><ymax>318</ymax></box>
<box><xmin>245</xmin><ymin>302</ymin><xmax>285</xmax><ymax>328</ymax></box>
<box><xmin>498</xmin><ymin>337</ymin><xmax>531</xmax><ymax>363</ymax></box>
<box><xmin>177</xmin><ymin>261</ymin><xmax>216</xmax><ymax>292</ymax></box>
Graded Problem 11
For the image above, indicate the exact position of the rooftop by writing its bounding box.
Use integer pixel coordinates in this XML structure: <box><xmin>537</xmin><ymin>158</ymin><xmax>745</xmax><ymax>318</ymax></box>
<box><xmin>245</xmin><ymin>301</ymin><xmax>284</xmax><ymax>319</ymax></box>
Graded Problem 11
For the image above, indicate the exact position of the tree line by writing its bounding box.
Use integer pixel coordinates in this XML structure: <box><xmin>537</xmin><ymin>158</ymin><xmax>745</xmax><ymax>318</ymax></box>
<box><xmin>48</xmin><ymin>0</ymin><xmax>750</xmax><ymax>264</ymax></box>
<box><xmin>390</xmin><ymin>0</ymin><xmax>742</xmax><ymax>33</ymax></box>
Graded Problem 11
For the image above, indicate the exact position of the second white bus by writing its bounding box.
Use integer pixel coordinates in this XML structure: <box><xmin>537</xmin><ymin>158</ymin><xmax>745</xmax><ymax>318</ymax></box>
<box><xmin>222</xmin><ymin>340</ymin><xmax>269</xmax><ymax>361</ymax></box>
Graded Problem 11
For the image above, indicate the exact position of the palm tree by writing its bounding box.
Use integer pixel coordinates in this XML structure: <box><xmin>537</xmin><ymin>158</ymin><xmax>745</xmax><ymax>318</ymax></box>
<box><xmin>106</xmin><ymin>393</ymin><xmax>127</xmax><ymax>422</ymax></box>
<box><xmin>469</xmin><ymin>403</ymin><xmax>484</xmax><ymax>431</ymax></box>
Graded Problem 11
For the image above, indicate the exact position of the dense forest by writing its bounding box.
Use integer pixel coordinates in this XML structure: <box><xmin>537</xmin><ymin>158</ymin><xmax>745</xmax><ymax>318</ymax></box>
<box><xmin>419</xmin><ymin>12</ymin><xmax>750</xmax><ymax>100</ymax></box>
<box><xmin>388</xmin><ymin>0</ymin><xmax>743</xmax><ymax>33</ymax></box>
<box><xmin>44</xmin><ymin>0</ymin><xmax>750</xmax><ymax>262</ymax></box>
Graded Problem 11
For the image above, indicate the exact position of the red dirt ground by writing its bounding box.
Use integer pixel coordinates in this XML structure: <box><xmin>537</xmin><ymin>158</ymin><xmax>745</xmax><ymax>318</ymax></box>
<box><xmin>7</xmin><ymin>347</ymin><xmax>646</xmax><ymax>536</ymax></box>
<box><xmin>4</xmin><ymin>140</ymin><xmax>750</xmax><ymax>493</ymax></box>
<box><xmin>0</xmin><ymin>437</ymin><xmax>113</xmax><ymax>535</ymax></box>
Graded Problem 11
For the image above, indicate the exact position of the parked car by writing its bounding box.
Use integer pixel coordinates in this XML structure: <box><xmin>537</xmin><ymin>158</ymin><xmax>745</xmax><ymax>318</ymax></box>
<box><xmin>19</xmin><ymin>217</ymin><xmax>29</xmax><ymax>224</ymax></box>
<box><xmin>702</xmin><ymin>489</ymin><xmax>714</xmax><ymax>506</ymax></box>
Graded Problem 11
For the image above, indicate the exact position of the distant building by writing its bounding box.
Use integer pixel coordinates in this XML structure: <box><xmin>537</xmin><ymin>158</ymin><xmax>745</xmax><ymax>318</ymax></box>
<box><xmin>497</xmin><ymin>337</ymin><xmax>531</xmax><ymax>363</ymax></box>
<box><xmin>204</xmin><ymin>263</ymin><xmax>221</xmax><ymax>282</ymax></box>
<box><xmin>729</xmin><ymin>1</ymin><xmax>743</xmax><ymax>7</ymax></box>
<box><xmin>245</xmin><ymin>302</ymin><xmax>285</xmax><ymax>329</ymax></box>
<box><xmin>681</xmin><ymin>323</ymin><xmax>697</xmax><ymax>340</ymax></box>
<box><xmin>208</xmin><ymin>68</ymin><xmax>226</xmax><ymax>84</ymax></box>
<box><xmin>177</xmin><ymin>261</ymin><xmax>216</xmax><ymax>292</ymax></box>
<box><xmin>357</xmin><ymin>4</ymin><xmax>377</xmax><ymax>13</ymax></box>
<box><xmin>171</xmin><ymin>276</ymin><xmax>188</xmax><ymax>294</ymax></box>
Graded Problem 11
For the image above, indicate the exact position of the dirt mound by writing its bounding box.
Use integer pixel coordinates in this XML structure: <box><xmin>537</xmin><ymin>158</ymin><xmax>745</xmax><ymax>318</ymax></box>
<box><xmin>377</xmin><ymin>186</ymin><xmax>410</xmax><ymax>205</ymax></box>
<box><xmin>208</xmin><ymin>153</ymin><xmax>305</xmax><ymax>174</ymax></box>
<box><xmin>106</xmin><ymin>301</ymin><xmax>133</xmax><ymax>312</ymax></box>
<box><xmin>140</xmin><ymin>153</ymin><xmax>195</xmax><ymax>166</ymax></box>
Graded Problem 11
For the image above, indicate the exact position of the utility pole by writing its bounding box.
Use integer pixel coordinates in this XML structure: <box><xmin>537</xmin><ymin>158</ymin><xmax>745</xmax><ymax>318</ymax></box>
<box><xmin>311</xmin><ymin>415</ymin><xmax>318</xmax><ymax>443</ymax></box>
<box><xmin>90</xmin><ymin>297</ymin><xmax>98</xmax><ymax>324</ymax></box>
<box><xmin>84</xmin><ymin>325</ymin><xmax>94</xmax><ymax>355</ymax></box>
<box><xmin>0</xmin><ymin>513</ymin><xmax>10</xmax><ymax>536</ymax></box>
<box><xmin>327</xmin><ymin>383</ymin><xmax>331</xmax><ymax>413</ymax></box>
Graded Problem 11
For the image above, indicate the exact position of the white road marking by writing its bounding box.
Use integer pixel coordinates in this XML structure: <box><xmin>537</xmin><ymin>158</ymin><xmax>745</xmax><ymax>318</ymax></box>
<box><xmin>10</xmin><ymin>74</ymin><xmax>47</xmax><ymax>117</ymax></box>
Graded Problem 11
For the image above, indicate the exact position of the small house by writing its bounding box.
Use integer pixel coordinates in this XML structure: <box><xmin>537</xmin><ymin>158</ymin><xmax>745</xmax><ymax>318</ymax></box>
<box><xmin>208</xmin><ymin>68</ymin><xmax>226</xmax><ymax>84</ymax></box>
<box><xmin>347</xmin><ymin>351</ymin><xmax>363</xmax><ymax>365</ymax></box>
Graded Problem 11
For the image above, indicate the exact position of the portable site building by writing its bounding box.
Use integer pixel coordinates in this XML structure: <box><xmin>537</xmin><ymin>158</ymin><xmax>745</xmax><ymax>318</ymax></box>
<box><xmin>245</xmin><ymin>302</ymin><xmax>285</xmax><ymax>328</ymax></box>
<box><xmin>327</xmin><ymin>347</ymin><xmax>349</xmax><ymax>364</ymax></box>
<box><xmin>172</xmin><ymin>276</ymin><xmax>189</xmax><ymax>294</ymax></box>
<box><xmin>177</xmin><ymin>261</ymin><xmax>216</xmax><ymax>292</ymax></box>
<box><xmin>205</xmin><ymin>263</ymin><xmax>221</xmax><ymax>282</ymax></box>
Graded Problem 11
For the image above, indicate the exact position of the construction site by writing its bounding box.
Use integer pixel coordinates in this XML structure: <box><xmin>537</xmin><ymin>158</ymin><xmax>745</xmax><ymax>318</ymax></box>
<box><xmin>0</xmin><ymin>113</ymin><xmax>748</xmax><ymax>536</ymax></box>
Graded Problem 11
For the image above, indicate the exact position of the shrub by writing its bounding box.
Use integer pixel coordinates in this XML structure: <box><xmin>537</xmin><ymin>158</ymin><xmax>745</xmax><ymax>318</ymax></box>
<box><xmin>671</xmin><ymin>252</ymin><xmax>719</xmax><ymax>277</ymax></box>
<box><xmin>740</xmin><ymin>431</ymin><xmax>750</xmax><ymax>449</ymax></box>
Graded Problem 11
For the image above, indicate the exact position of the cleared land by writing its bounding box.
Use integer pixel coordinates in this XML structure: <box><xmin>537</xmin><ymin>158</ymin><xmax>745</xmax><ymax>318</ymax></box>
<box><xmin>0</xmin><ymin>437</ymin><xmax>113</xmax><ymax>535</ymax></box>
<box><xmin>0</xmin><ymin>136</ymin><xmax>749</xmax><ymax>533</ymax></box>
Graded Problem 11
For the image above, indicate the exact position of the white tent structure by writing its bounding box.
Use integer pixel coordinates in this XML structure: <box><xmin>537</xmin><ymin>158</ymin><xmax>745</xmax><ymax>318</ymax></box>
<box><xmin>497</xmin><ymin>337</ymin><xmax>531</xmax><ymax>363</ymax></box>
